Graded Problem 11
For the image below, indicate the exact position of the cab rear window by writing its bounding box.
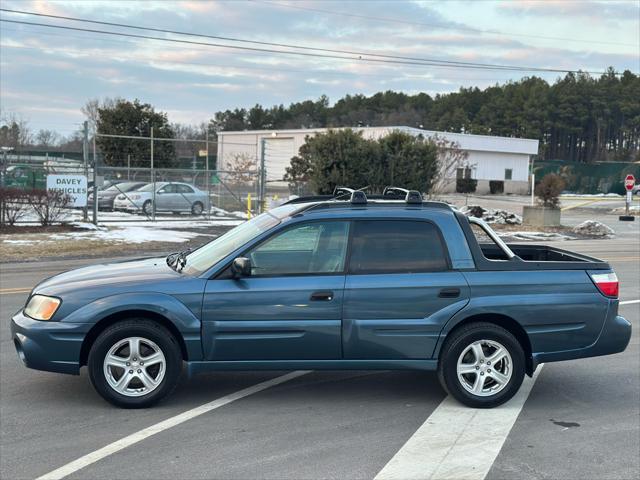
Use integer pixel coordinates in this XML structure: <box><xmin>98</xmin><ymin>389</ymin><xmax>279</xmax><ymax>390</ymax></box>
<box><xmin>348</xmin><ymin>220</ymin><xmax>449</xmax><ymax>274</ymax></box>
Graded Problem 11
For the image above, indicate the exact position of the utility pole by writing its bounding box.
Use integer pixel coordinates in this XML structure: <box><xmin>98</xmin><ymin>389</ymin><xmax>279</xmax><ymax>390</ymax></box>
<box><xmin>83</xmin><ymin>121</ymin><xmax>89</xmax><ymax>221</ymax></box>
<box><xmin>259</xmin><ymin>138</ymin><xmax>266</xmax><ymax>213</ymax></box>
<box><xmin>150</xmin><ymin>126</ymin><xmax>155</xmax><ymax>222</ymax></box>
<box><xmin>205</xmin><ymin>130</ymin><xmax>210</xmax><ymax>220</ymax></box>
<box><xmin>92</xmin><ymin>135</ymin><xmax>98</xmax><ymax>225</ymax></box>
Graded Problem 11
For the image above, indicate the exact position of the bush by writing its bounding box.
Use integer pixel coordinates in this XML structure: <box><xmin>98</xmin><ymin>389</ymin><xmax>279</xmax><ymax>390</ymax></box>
<box><xmin>0</xmin><ymin>187</ymin><xmax>30</xmax><ymax>227</ymax></box>
<box><xmin>27</xmin><ymin>189</ymin><xmax>72</xmax><ymax>226</ymax></box>
<box><xmin>489</xmin><ymin>180</ymin><xmax>504</xmax><ymax>194</ymax></box>
<box><xmin>456</xmin><ymin>178</ymin><xmax>477</xmax><ymax>194</ymax></box>
<box><xmin>535</xmin><ymin>173</ymin><xmax>565</xmax><ymax>208</ymax></box>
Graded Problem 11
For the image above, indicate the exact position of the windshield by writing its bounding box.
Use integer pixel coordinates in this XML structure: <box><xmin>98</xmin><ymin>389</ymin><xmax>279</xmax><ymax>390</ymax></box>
<box><xmin>182</xmin><ymin>213</ymin><xmax>280</xmax><ymax>275</ymax></box>
<box><xmin>137</xmin><ymin>183</ymin><xmax>156</xmax><ymax>192</ymax></box>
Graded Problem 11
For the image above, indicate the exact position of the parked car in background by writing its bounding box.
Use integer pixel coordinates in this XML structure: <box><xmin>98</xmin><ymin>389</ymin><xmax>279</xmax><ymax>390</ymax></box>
<box><xmin>113</xmin><ymin>181</ymin><xmax>209</xmax><ymax>215</ymax></box>
<box><xmin>88</xmin><ymin>182</ymin><xmax>148</xmax><ymax>211</ymax></box>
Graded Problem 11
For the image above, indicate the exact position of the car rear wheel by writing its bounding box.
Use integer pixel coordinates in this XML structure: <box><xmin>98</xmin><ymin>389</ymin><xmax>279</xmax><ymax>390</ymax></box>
<box><xmin>88</xmin><ymin>319</ymin><xmax>182</xmax><ymax>408</ymax></box>
<box><xmin>191</xmin><ymin>201</ymin><xmax>204</xmax><ymax>215</ymax></box>
<box><xmin>437</xmin><ymin>322</ymin><xmax>525</xmax><ymax>408</ymax></box>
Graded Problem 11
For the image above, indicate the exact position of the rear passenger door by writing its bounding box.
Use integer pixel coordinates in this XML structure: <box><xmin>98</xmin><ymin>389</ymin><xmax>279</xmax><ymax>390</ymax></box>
<box><xmin>176</xmin><ymin>184</ymin><xmax>196</xmax><ymax>211</ymax></box>
<box><xmin>343</xmin><ymin>220</ymin><xmax>470</xmax><ymax>360</ymax></box>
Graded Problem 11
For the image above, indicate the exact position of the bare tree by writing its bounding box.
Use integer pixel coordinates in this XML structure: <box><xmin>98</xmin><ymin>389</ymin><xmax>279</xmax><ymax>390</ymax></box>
<box><xmin>28</xmin><ymin>189</ymin><xmax>72</xmax><ymax>226</ymax></box>
<box><xmin>82</xmin><ymin>97</ymin><xmax>120</xmax><ymax>136</ymax></box>
<box><xmin>225</xmin><ymin>152</ymin><xmax>257</xmax><ymax>185</ymax></box>
<box><xmin>429</xmin><ymin>136</ymin><xmax>473</xmax><ymax>199</ymax></box>
<box><xmin>0</xmin><ymin>111</ymin><xmax>33</xmax><ymax>149</ymax></box>
<box><xmin>34</xmin><ymin>129</ymin><xmax>60</xmax><ymax>148</ymax></box>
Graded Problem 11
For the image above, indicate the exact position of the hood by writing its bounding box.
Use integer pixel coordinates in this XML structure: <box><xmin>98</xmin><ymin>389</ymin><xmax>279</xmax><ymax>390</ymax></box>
<box><xmin>35</xmin><ymin>257</ymin><xmax>183</xmax><ymax>295</ymax></box>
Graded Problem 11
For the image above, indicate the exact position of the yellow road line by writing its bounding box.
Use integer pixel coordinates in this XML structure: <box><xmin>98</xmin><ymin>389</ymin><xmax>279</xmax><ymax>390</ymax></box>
<box><xmin>561</xmin><ymin>200</ymin><xmax>600</xmax><ymax>211</ymax></box>
<box><xmin>0</xmin><ymin>288</ymin><xmax>32</xmax><ymax>295</ymax></box>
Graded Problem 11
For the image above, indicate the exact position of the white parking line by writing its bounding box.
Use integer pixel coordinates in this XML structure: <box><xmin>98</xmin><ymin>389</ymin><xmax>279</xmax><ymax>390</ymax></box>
<box><xmin>36</xmin><ymin>371</ymin><xmax>309</xmax><ymax>480</ymax></box>
<box><xmin>620</xmin><ymin>299</ymin><xmax>640</xmax><ymax>305</ymax></box>
<box><xmin>375</xmin><ymin>366</ymin><xmax>543</xmax><ymax>480</ymax></box>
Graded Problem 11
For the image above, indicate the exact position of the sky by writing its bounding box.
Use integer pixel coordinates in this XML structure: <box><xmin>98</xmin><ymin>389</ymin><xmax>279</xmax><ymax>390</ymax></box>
<box><xmin>1</xmin><ymin>0</ymin><xmax>639</xmax><ymax>137</ymax></box>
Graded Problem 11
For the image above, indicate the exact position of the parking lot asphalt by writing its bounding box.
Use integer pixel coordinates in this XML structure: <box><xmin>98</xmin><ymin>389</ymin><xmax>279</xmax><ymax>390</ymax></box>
<box><xmin>1</xmin><ymin>234</ymin><xmax>638</xmax><ymax>480</ymax></box>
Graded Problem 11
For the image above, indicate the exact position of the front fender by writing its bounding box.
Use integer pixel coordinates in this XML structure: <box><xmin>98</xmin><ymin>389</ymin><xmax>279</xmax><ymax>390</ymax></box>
<box><xmin>64</xmin><ymin>292</ymin><xmax>203</xmax><ymax>361</ymax></box>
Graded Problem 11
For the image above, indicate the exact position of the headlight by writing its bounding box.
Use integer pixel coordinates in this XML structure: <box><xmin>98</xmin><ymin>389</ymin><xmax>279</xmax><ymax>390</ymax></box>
<box><xmin>24</xmin><ymin>295</ymin><xmax>61</xmax><ymax>321</ymax></box>
<box><xmin>131</xmin><ymin>194</ymin><xmax>140</xmax><ymax>200</ymax></box>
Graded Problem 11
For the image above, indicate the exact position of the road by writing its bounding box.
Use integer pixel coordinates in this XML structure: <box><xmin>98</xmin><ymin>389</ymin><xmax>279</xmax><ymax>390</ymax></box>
<box><xmin>1</xmin><ymin>236</ymin><xmax>638</xmax><ymax>480</ymax></box>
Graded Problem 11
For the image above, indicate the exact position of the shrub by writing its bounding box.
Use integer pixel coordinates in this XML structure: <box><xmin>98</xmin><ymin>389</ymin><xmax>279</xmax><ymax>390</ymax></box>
<box><xmin>489</xmin><ymin>180</ymin><xmax>504</xmax><ymax>194</ymax></box>
<box><xmin>456</xmin><ymin>178</ymin><xmax>477</xmax><ymax>194</ymax></box>
<box><xmin>27</xmin><ymin>189</ymin><xmax>72</xmax><ymax>226</ymax></box>
<box><xmin>535</xmin><ymin>173</ymin><xmax>565</xmax><ymax>208</ymax></box>
<box><xmin>0</xmin><ymin>187</ymin><xmax>29</xmax><ymax>227</ymax></box>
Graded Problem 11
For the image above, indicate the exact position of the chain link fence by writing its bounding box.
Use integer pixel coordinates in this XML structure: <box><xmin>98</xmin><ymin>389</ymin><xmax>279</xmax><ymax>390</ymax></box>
<box><xmin>0</xmin><ymin>131</ymin><xmax>263</xmax><ymax>226</ymax></box>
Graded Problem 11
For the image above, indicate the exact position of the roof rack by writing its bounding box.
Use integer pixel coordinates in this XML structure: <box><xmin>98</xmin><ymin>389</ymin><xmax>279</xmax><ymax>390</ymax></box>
<box><xmin>383</xmin><ymin>186</ymin><xmax>409</xmax><ymax>197</ymax></box>
<box><xmin>282</xmin><ymin>186</ymin><xmax>428</xmax><ymax>206</ymax></box>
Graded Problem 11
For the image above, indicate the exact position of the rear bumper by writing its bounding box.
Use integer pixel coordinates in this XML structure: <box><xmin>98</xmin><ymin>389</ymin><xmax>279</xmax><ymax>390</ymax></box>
<box><xmin>532</xmin><ymin>314</ymin><xmax>631</xmax><ymax>369</ymax></box>
<box><xmin>10</xmin><ymin>311</ymin><xmax>91</xmax><ymax>375</ymax></box>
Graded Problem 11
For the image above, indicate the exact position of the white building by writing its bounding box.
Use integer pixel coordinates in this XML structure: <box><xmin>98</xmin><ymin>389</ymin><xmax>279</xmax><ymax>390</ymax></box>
<box><xmin>216</xmin><ymin>126</ymin><xmax>539</xmax><ymax>195</ymax></box>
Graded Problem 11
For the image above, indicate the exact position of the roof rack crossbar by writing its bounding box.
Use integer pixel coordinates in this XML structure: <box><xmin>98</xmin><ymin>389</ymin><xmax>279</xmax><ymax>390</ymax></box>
<box><xmin>333</xmin><ymin>186</ymin><xmax>355</xmax><ymax>198</ymax></box>
<box><xmin>383</xmin><ymin>186</ymin><xmax>410</xmax><ymax>196</ymax></box>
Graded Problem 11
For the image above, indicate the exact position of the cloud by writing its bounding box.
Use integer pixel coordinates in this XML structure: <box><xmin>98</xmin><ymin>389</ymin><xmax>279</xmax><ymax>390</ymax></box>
<box><xmin>0</xmin><ymin>0</ymin><xmax>637</xmax><ymax>137</ymax></box>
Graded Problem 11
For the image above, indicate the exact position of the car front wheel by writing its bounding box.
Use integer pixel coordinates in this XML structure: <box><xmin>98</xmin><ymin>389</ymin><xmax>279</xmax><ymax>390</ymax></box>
<box><xmin>142</xmin><ymin>200</ymin><xmax>153</xmax><ymax>216</ymax></box>
<box><xmin>88</xmin><ymin>319</ymin><xmax>182</xmax><ymax>408</ymax></box>
<box><xmin>437</xmin><ymin>322</ymin><xmax>525</xmax><ymax>408</ymax></box>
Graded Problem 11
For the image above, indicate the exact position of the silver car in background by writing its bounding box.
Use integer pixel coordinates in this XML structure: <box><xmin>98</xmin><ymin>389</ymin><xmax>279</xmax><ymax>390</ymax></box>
<box><xmin>113</xmin><ymin>181</ymin><xmax>210</xmax><ymax>215</ymax></box>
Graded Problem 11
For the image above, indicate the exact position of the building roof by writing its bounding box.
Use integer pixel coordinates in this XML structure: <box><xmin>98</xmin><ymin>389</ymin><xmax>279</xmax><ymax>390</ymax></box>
<box><xmin>217</xmin><ymin>126</ymin><xmax>539</xmax><ymax>156</ymax></box>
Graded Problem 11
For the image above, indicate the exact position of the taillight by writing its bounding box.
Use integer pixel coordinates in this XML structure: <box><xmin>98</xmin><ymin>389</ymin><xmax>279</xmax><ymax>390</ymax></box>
<box><xmin>590</xmin><ymin>272</ymin><xmax>619</xmax><ymax>298</ymax></box>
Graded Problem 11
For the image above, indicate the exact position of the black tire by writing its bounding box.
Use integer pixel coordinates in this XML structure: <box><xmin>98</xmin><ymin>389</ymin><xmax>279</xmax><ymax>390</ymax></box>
<box><xmin>437</xmin><ymin>322</ymin><xmax>525</xmax><ymax>408</ymax></box>
<box><xmin>142</xmin><ymin>200</ymin><xmax>153</xmax><ymax>216</ymax></box>
<box><xmin>88</xmin><ymin>319</ymin><xmax>182</xmax><ymax>408</ymax></box>
<box><xmin>191</xmin><ymin>201</ymin><xmax>204</xmax><ymax>215</ymax></box>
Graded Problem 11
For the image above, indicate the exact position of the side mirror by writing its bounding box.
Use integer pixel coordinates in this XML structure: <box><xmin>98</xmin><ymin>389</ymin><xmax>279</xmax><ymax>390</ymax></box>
<box><xmin>231</xmin><ymin>257</ymin><xmax>251</xmax><ymax>278</ymax></box>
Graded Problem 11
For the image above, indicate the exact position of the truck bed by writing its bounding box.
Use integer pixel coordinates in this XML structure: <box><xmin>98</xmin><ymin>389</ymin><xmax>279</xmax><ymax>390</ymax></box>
<box><xmin>481</xmin><ymin>244</ymin><xmax>601</xmax><ymax>263</ymax></box>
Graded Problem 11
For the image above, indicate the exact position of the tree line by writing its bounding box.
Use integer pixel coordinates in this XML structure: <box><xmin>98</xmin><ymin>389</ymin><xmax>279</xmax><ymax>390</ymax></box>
<box><xmin>2</xmin><ymin>68</ymin><xmax>638</xmax><ymax>166</ymax></box>
<box><xmin>212</xmin><ymin>68</ymin><xmax>639</xmax><ymax>163</ymax></box>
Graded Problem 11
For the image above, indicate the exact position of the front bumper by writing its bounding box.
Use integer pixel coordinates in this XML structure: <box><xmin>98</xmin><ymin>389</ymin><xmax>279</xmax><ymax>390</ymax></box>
<box><xmin>11</xmin><ymin>311</ymin><xmax>92</xmax><ymax>375</ymax></box>
<box><xmin>532</xmin><ymin>314</ymin><xmax>632</xmax><ymax>369</ymax></box>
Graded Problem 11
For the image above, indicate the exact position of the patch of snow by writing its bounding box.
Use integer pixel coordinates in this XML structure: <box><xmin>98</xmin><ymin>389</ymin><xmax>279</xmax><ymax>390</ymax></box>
<box><xmin>458</xmin><ymin>205</ymin><xmax>522</xmax><ymax>225</ymax></box>
<box><xmin>572</xmin><ymin>220</ymin><xmax>615</xmax><ymax>237</ymax></box>
<box><xmin>498</xmin><ymin>231</ymin><xmax>574</xmax><ymax>241</ymax></box>
<box><xmin>561</xmin><ymin>193</ymin><xmax>622</xmax><ymax>198</ymax></box>
<box><xmin>2</xmin><ymin>239</ymin><xmax>37</xmax><ymax>245</ymax></box>
<box><xmin>610</xmin><ymin>205</ymin><xmax>640</xmax><ymax>215</ymax></box>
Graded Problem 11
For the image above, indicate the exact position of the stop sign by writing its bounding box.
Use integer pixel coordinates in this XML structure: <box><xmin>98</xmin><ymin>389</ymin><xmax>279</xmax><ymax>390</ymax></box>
<box><xmin>625</xmin><ymin>174</ymin><xmax>635</xmax><ymax>191</ymax></box>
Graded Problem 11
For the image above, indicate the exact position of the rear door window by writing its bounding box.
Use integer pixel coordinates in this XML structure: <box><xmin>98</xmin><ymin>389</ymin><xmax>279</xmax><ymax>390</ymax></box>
<box><xmin>349</xmin><ymin>220</ymin><xmax>448</xmax><ymax>274</ymax></box>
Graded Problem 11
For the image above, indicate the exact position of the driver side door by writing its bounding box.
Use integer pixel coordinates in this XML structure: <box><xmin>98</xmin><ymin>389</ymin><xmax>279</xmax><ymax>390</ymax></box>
<box><xmin>202</xmin><ymin>220</ymin><xmax>350</xmax><ymax>361</ymax></box>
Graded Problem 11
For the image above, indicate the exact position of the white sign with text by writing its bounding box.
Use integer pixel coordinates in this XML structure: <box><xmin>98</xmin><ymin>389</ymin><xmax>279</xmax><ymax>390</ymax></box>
<box><xmin>46</xmin><ymin>175</ymin><xmax>88</xmax><ymax>207</ymax></box>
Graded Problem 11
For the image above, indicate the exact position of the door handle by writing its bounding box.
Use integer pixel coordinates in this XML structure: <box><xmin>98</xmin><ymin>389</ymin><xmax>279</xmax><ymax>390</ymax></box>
<box><xmin>310</xmin><ymin>290</ymin><xmax>334</xmax><ymax>301</ymax></box>
<box><xmin>438</xmin><ymin>288</ymin><xmax>461</xmax><ymax>298</ymax></box>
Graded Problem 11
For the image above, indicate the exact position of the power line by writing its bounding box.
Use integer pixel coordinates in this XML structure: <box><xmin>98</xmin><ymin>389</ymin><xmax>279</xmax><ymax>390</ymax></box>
<box><xmin>0</xmin><ymin>8</ymin><xmax>551</xmax><ymax>72</ymax></box>
<box><xmin>0</xmin><ymin>10</ymin><xmax>620</xmax><ymax>75</ymax></box>
<box><xmin>0</xmin><ymin>34</ymin><xmax>514</xmax><ymax>83</ymax></box>
<box><xmin>256</xmin><ymin>0</ymin><xmax>637</xmax><ymax>48</ymax></box>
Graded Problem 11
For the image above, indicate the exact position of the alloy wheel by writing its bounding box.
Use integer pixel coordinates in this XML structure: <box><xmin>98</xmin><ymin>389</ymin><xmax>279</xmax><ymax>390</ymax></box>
<box><xmin>456</xmin><ymin>339</ymin><xmax>512</xmax><ymax>397</ymax></box>
<box><xmin>103</xmin><ymin>337</ymin><xmax>166</xmax><ymax>397</ymax></box>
